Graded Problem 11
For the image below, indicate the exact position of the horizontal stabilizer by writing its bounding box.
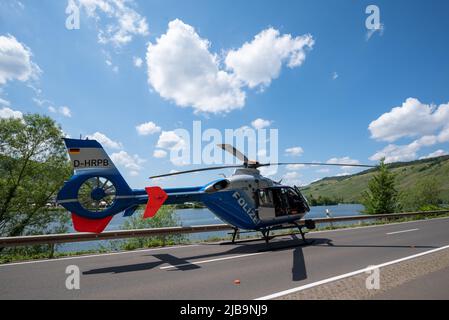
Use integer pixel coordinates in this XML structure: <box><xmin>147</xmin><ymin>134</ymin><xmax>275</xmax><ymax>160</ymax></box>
<box><xmin>143</xmin><ymin>186</ymin><xmax>168</xmax><ymax>218</ymax></box>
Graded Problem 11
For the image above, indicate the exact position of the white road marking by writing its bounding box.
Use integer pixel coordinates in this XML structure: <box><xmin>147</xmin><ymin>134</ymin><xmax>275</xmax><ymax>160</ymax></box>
<box><xmin>310</xmin><ymin>216</ymin><xmax>449</xmax><ymax>235</ymax></box>
<box><xmin>386</xmin><ymin>228</ymin><xmax>419</xmax><ymax>235</ymax></box>
<box><xmin>0</xmin><ymin>244</ymin><xmax>201</xmax><ymax>267</ymax></box>
<box><xmin>160</xmin><ymin>252</ymin><xmax>265</xmax><ymax>270</ymax></box>
<box><xmin>202</xmin><ymin>216</ymin><xmax>449</xmax><ymax>245</ymax></box>
<box><xmin>255</xmin><ymin>244</ymin><xmax>449</xmax><ymax>300</ymax></box>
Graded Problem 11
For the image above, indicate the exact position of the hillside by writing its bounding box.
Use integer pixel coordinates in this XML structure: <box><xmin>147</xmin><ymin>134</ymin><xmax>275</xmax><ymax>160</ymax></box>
<box><xmin>301</xmin><ymin>155</ymin><xmax>449</xmax><ymax>203</ymax></box>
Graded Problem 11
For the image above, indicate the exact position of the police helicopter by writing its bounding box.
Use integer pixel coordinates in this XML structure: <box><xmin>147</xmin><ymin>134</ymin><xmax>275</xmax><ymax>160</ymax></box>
<box><xmin>56</xmin><ymin>138</ymin><xmax>375</xmax><ymax>243</ymax></box>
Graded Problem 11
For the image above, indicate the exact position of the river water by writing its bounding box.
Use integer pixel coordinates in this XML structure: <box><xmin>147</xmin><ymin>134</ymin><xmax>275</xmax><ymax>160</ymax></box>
<box><xmin>57</xmin><ymin>204</ymin><xmax>364</xmax><ymax>253</ymax></box>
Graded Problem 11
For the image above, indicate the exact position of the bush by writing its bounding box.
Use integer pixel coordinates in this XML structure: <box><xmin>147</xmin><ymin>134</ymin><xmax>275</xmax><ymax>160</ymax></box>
<box><xmin>401</xmin><ymin>177</ymin><xmax>443</xmax><ymax>211</ymax></box>
<box><xmin>119</xmin><ymin>206</ymin><xmax>186</xmax><ymax>250</ymax></box>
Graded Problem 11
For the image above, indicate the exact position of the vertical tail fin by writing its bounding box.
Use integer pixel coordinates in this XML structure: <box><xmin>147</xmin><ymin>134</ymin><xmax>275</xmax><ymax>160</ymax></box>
<box><xmin>63</xmin><ymin>138</ymin><xmax>131</xmax><ymax>192</ymax></box>
<box><xmin>57</xmin><ymin>138</ymin><xmax>135</xmax><ymax>233</ymax></box>
<box><xmin>65</xmin><ymin>138</ymin><xmax>118</xmax><ymax>173</ymax></box>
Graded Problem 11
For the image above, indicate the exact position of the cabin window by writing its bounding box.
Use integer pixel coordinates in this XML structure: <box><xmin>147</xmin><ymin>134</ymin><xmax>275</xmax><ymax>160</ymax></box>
<box><xmin>258</xmin><ymin>189</ymin><xmax>274</xmax><ymax>207</ymax></box>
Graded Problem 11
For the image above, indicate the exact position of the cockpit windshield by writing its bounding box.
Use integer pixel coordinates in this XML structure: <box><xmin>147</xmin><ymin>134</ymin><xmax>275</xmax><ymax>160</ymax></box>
<box><xmin>256</xmin><ymin>186</ymin><xmax>308</xmax><ymax>219</ymax></box>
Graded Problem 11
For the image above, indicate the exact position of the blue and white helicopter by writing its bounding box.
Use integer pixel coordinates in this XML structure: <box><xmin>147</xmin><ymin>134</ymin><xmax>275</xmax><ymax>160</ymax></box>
<box><xmin>57</xmin><ymin>138</ymin><xmax>375</xmax><ymax>243</ymax></box>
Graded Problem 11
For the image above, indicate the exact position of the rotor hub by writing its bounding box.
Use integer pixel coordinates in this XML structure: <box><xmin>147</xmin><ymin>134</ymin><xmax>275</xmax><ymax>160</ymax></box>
<box><xmin>91</xmin><ymin>187</ymin><xmax>106</xmax><ymax>201</ymax></box>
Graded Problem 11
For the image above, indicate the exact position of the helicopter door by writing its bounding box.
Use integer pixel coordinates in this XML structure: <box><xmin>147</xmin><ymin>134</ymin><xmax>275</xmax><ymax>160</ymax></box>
<box><xmin>256</xmin><ymin>189</ymin><xmax>276</xmax><ymax>220</ymax></box>
<box><xmin>274</xmin><ymin>188</ymin><xmax>290</xmax><ymax>217</ymax></box>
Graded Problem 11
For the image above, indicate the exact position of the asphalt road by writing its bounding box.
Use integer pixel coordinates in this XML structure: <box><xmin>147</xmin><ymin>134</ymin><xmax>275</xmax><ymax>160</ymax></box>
<box><xmin>1</xmin><ymin>217</ymin><xmax>449</xmax><ymax>299</ymax></box>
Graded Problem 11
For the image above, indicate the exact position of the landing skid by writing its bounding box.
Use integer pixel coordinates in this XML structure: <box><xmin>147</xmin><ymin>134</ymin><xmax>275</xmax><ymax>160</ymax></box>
<box><xmin>226</xmin><ymin>220</ymin><xmax>315</xmax><ymax>245</ymax></box>
<box><xmin>292</xmin><ymin>222</ymin><xmax>311</xmax><ymax>245</ymax></box>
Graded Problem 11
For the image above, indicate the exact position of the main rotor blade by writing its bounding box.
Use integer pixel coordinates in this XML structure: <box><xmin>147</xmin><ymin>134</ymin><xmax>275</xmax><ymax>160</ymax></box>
<box><xmin>259</xmin><ymin>162</ymin><xmax>376</xmax><ymax>168</ymax></box>
<box><xmin>217</xmin><ymin>144</ymin><xmax>249</xmax><ymax>163</ymax></box>
<box><xmin>149</xmin><ymin>165</ymin><xmax>244</xmax><ymax>179</ymax></box>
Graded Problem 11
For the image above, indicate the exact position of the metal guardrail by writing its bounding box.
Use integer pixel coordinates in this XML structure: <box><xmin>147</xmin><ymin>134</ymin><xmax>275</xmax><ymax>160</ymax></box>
<box><xmin>1</xmin><ymin>210</ymin><xmax>448</xmax><ymax>248</ymax></box>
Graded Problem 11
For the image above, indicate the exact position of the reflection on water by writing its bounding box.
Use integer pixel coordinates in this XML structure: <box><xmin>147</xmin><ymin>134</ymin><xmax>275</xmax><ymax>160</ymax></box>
<box><xmin>58</xmin><ymin>204</ymin><xmax>364</xmax><ymax>253</ymax></box>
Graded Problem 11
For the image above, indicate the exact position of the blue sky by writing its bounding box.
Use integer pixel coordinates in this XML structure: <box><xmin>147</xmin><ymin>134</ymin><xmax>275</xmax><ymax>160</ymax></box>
<box><xmin>1</xmin><ymin>0</ymin><xmax>449</xmax><ymax>189</ymax></box>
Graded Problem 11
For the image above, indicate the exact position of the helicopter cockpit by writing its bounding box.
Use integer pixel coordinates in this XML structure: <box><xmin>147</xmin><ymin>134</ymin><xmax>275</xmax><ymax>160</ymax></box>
<box><xmin>255</xmin><ymin>186</ymin><xmax>310</xmax><ymax>221</ymax></box>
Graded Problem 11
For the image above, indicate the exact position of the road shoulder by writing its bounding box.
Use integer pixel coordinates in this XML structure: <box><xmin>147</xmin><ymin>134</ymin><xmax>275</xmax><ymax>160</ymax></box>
<box><xmin>275</xmin><ymin>247</ymin><xmax>449</xmax><ymax>299</ymax></box>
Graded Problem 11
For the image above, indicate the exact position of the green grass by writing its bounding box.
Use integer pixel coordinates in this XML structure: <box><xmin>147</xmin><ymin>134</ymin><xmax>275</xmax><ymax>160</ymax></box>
<box><xmin>302</xmin><ymin>155</ymin><xmax>449</xmax><ymax>203</ymax></box>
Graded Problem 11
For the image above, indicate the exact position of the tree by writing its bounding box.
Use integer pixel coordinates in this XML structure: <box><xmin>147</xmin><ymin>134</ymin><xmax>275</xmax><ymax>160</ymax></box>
<box><xmin>362</xmin><ymin>159</ymin><xmax>400</xmax><ymax>214</ymax></box>
<box><xmin>401</xmin><ymin>177</ymin><xmax>442</xmax><ymax>211</ymax></box>
<box><xmin>0</xmin><ymin>114</ymin><xmax>71</xmax><ymax>239</ymax></box>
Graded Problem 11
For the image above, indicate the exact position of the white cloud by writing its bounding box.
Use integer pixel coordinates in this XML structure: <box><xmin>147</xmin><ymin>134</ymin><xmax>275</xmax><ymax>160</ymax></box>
<box><xmin>369</xmin><ymin>98</ymin><xmax>449</xmax><ymax>142</ymax></box>
<box><xmin>153</xmin><ymin>149</ymin><xmax>167</xmax><ymax>158</ymax></box>
<box><xmin>136</xmin><ymin>121</ymin><xmax>161</xmax><ymax>135</ymax></box>
<box><xmin>103</xmin><ymin>50</ymin><xmax>120</xmax><ymax>72</ymax></box>
<box><xmin>32</xmin><ymin>97</ymin><xmax>52</xmax><ymax>107</ymax></box>
<box><xmin>369</xmin><ymin>135</ymin><xmax>437</xmax><ymax>163</ymax></box>
<box><xmin>0</xmin><ymin>106</ymin><xmax>22</xmax><ymax>119</ymax></box>
<box><xmin>419</xmin><ymin>149</ymin><xmax>448</xmax><ymax>160</ymax></box>
<box><xmin>327</xmin><ymin>156</ymin><xmax>361</xmax><ymax>172</ymax></box>
<box><xmin>284</xmin><ymin>171</ymin><xmax>301</xmax><ymax>179</ymax></box>
<box><xmin>0</xmin><ymin>34</ymin><xmax>40</xmax><ymax>85</ymax></box>
<box><xmin>45</xmin><ymin>103</ymin><xmax>71</xmax><ymax>117</ymax></box>
<box><xmin>437</xmin><ymin>126</ymin><xmax>449</xmax><ymax>143</ymax></box>
<box><xmin>369</xmin><ymin>98</ymin><xmax>449</xmax><ymax>163</ymax></box>
<box><xmin>129</xmin><ymin>170</ymin><xmax>139</xmax><ymax>176</ymax></box>
<box><xmin>86</xmin><ymin>132</ymin><xmax>122</xmax><ymax>149</ymax></box>
<box><xmin>366</xmin><ymin>23</ymin><xmax>385</xmax><ymax>41</ymax></box>
<box><xmin>111</xmin><ymin>150</ymin><xmax>146</xmax><ymax>172</ymax></box>
<box><xmin>259</xmin><ymin>165</ymin><xmax>278</xmax><ymax>177</ymax></box>
<box><xmin>286</xmin><ymin>164</ymin><xmax>305</xmax><ymax>171</ymax></box>
<box><xmin>146</xmin><ymin>19</ymin><xmax>313</xmax><ymax>114</ymax></box>
<box><xmin>59</xmin><ymin>106</ymin><xmax>72</xmax><ymax>117</ymax></box>
<box><xmin>0</xmin><ymin>97</ymin><xmax>10</xmax><ymax>107</ymax></box>
<box><xmin>332</xmin><ymin>71</ymin><xmax>338</xmax><ymax>80</ymax></box>
<box><xmin>15</xmin><ymin>1</ymin><xmax>24</xmax><ymax>10</ymax></box>
<box><xmin>133</xmin><ymin>56</ymin><xmax>143</xmax><ymax>67</ymax></box>
<box><xmin>251</xmin><ymin>118</ymin><xmax>272</xmax><ymax>129</ymax></box>
<box><xmin>225</xmin><ymin>28</ymin><xmax>314</xmax><ymax>88</ymax></box>
<box><xmin>146</xmin><ymin>19</ymin><xmax>245</xmax><ymax>114</ymax></box>
<box><xmin>326</xmin><ymin>156</ymin><xmax>360</xmax><ymax>165</ymax></box>
<box><xmin>77</xmin><ymin>0</ymin><xmax>149</xmax><ymax>47</ymax></box>
<box><xmin>370</xmin><ymin>143</ymin><xmax>417</xmax><ymax>163</ymax></box>
<box><xmin>154</xmin><ymin>131</ymin><xmax>190</xmax><ymax>166</ymax></box>
<box><xmin>235</xmin><ymin>125</ymin><xmax>252</xmax><ymax>134</ymax></box>
<box><xmin>156</xmin><ymin>130</ymin><xmax>185</xmax><ymax>150</ymax></box>
<box><xmin>285</xmin><ymin>146</ymin><xmax>304</xmax><ymax>156</ymax></box>
<box><xmin>282</xmin><ymin>171</ymin><xmax>302</xmax><ymax>186</ymax></box>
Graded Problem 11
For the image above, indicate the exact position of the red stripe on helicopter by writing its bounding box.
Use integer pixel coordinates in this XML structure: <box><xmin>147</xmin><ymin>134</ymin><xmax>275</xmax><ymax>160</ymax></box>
<box><xmin>71</xmin><ymin>213</ymin><xmax>113</xmax><ymax>234</ymax></box>
<box><xmin>143</xmin><ymin>186</ymin><xmax>168</xmax><ymax>218</ymax></box>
